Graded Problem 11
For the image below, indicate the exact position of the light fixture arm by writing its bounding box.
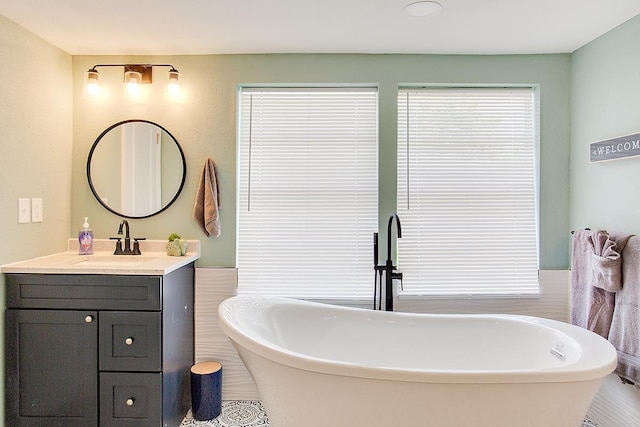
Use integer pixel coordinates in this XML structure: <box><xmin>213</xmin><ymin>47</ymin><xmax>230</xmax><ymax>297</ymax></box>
<box><xmin>86</xmin><ymin>63</ymin><xmax>180</xmax><ymax>72</ymax></box>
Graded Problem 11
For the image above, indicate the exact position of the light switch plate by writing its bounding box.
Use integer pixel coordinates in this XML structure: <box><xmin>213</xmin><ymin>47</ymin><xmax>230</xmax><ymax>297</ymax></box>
<box><xmin>31</xmin><ymin>198</ymin><xmax>43</xmax><ymax>223</ymax></box>
<box><xmin>18</xmin><ymin>198</ymin><xmax>30</xmax><ymax>223</ymax></box>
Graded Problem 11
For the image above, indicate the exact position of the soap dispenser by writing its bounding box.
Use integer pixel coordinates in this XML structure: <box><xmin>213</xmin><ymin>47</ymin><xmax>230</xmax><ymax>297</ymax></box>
<box><xmin>78</xmin><ymin>217</ymin><xmax>94</xmax><ymax>255</ymax></box>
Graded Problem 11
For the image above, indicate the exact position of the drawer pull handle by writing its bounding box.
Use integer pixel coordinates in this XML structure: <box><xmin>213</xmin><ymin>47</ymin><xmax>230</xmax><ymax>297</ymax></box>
<box><xmin>125</xmin><ymin>337</ymin><xmax>134</xmax><ymax>345</ymax></box>
<box><xmin>84</xmin><ymin>315</ymin><xmax>93</xmax><ymax>323</ymax></box>
<box><xmin>126</xmin><ymin>398</ymin><xmax>135</xmax><ymax>407</ymax></box>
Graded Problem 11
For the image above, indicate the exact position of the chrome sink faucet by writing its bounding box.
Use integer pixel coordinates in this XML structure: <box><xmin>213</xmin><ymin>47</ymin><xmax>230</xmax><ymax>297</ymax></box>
<box><xmin>111</xmin><ymin>220</ymin><xmax>145</xmax><ymax>255</ymax></box>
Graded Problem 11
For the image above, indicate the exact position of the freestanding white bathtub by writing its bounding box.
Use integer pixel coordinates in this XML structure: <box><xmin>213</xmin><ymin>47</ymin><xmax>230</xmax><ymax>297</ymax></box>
<box><xmin>218</xmin><ymin>296</ymin><xmax>617</xmax><ymax>427</ymax></box>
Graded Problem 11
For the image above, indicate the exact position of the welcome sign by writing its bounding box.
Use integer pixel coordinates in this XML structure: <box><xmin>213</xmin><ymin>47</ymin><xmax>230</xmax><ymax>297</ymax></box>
<box><xmin>590</xmin><ymin>132</ymin><xmax>640</xmax><ymax>162</ymax></box>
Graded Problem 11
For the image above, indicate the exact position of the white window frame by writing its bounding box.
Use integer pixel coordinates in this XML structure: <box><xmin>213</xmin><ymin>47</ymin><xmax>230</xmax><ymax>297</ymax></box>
<box><xmin>397</xmin><ymin>86</ymin><xmax>540</xmax><ymax>298</ymax></box>
<box><xmin>236</xmin><ymin>87</ymin><xmax>379</xmax><ymax>300</ymax></box>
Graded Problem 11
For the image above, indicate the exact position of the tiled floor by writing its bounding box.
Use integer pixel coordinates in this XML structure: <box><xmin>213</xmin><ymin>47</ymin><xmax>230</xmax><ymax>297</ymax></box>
<box><xmin>181</xmin><ymin>400</ymin><xmax>599</xmax><ymax>427</ymax></box>
<box><xmin>181</xmin><ymin>401</ymin><xmax>269</xmax><ymax>426</ymax></box>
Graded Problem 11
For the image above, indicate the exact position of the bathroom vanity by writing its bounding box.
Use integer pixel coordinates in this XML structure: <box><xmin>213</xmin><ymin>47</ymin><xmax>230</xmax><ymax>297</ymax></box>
<box><xmin>2</xmin><ymin>240</ymin><xmax>200</xmax><ymax>427</ymax></box>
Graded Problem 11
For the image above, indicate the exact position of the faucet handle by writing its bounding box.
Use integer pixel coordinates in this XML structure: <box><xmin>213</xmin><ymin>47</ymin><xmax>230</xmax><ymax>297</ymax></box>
<box><xmin>110</xmin><ymin>237</ymin><xmax>123</xmax><ymax>255</ymax></box>
<box><xmin>132</xmin><ymin>238</ymin><xmax>146</xmax><ymax>255</ymax></box>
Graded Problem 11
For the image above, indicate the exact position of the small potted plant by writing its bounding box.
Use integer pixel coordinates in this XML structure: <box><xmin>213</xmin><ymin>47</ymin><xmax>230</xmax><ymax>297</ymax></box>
<box><xmin>166</xmin><ymin>233</ymin><xmax>188</xmax><ymax>256</ymax></box>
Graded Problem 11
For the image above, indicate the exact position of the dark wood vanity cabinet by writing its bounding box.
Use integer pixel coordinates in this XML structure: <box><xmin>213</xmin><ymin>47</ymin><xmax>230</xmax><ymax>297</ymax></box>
<box><xmin>5</xmin><ymin>265</ymin><xmax>194</xmax><ymax>427</ymax></box>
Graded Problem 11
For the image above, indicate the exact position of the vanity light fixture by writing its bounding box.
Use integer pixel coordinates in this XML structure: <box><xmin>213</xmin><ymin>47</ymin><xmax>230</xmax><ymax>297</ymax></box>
<box><xmin>85</xmin><ymin>64</ymin><xmax>180</xmax><ymax>99</ymax></box>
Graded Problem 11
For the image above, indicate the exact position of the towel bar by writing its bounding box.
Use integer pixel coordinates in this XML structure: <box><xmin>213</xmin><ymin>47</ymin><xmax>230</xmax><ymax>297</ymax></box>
<box><xmin>570</xmin><ymin>228</ymin><xmax>591</xmax><ymax>235</ymax></box>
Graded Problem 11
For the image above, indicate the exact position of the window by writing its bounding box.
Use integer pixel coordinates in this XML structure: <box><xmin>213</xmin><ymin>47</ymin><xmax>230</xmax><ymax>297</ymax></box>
<box><xmin>397</xmin><ymin>87</ymin><xmax>539</xmax><ymax>296</ymax></box>
<box><xmin>237</xmin><ymin>88</ymin><xmax>378</xmax><ymax>299</ymax></box>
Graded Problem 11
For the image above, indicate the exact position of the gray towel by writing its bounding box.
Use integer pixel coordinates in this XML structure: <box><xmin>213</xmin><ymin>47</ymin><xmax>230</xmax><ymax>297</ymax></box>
<box><xmin>586</xmin><ymin>231</ymin><xmax>632</xmax><ymax>338</ymax></box>
<box><xmin>570</xmin><ymin>229</ymin><xmax>598</xmax><ymax>329</ymax></box>
<box><xmin>587</xmin><ymin>287</ymin><xmax>616</xmax><ymax>339</ymax></box>
<box><xmin>193</xmin><ymin>158</ymin><xmax>221</xmax><ymax>237</ymax></box>
<box><xmin>609</xmin><ymin>235</ymin><xmax>640</xmax><ymax>384</ymax></box>
<box><xmin>588</xmin><ymin>231</ymin><xmax>627</xmax><ymax>292</ymax></box>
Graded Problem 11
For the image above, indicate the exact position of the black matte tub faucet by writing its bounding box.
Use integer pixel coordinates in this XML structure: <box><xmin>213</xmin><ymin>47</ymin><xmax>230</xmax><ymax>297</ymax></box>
<box><xmin>373</xmin><ymin>213</ymin><xmax>403</xmax><ymax>311</ymax></box>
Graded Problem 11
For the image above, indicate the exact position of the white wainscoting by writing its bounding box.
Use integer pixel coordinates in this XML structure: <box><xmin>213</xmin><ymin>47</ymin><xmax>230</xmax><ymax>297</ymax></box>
<box><xmin>194</xmin><ymin>267</ymin><xmax>640</xmax><ymax>423</ymax></box>
<box><xmin>194</xmin><ymin>267</ymin><xmax>260</xmax><ymax>400</ymax></box>
<box><xmin>396</xmin><ymin>269</ymin><xmax>570</xmax><ymax>321</ymax></box>
<box><xmin>589</xmin><ymin>371</ymin><xmax>640</xmax><ymax>426</ymax></box>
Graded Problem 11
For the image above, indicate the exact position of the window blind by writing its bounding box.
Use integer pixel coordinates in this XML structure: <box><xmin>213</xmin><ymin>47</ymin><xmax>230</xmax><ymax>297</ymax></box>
<box><xmin>397</xmin><ymin>87</ymin><xmax>539</xmax><ymax>296</ymax></box>
<box><xmin>237</xmin><ymin>88</ymin><xmax>378</xmax><ymax>299</ymax></box>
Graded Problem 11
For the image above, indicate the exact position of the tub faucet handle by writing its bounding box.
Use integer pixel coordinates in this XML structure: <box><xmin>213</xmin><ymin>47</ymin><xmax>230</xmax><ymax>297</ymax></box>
<box><xmin>392</xmin><ymin>271</ymin><xmax>404</xmax><ymax>291</ymax></box>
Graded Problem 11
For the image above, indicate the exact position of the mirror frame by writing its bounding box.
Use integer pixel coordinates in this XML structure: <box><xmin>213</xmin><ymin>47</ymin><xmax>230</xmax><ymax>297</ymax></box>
<box><xmin>86</xmin><ymin>119</ymin><xmax>187</xmax><ymax>219</ymax></box>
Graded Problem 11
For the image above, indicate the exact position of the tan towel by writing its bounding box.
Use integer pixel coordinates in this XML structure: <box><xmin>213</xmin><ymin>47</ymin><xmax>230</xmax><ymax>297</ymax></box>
<box><xmin>193</xmin><ymin>158</ymin><xmax>221</xmax><ymax>237</ymax></box>
<box><xmin>609</xmin><ymin>235</ymin><xmax>640</xmax><ymax>384</ymax></box>
<box><xmin>586</xmin><ymin>231</ymin><xmax>632</xmax><ymax>338</ymax></box>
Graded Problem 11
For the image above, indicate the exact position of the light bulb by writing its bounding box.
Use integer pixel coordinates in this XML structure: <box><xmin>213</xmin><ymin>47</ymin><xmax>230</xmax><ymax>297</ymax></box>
<box><xmin>86</xmin><ymin>69</ymin><xmax>100</xmax><ymax>97</ymax></box>
<box><xmin>124</xmin><ymin>70</ymin><xmax>142</xmax><ymax>98</ymax></box>
<box><xmin>167</xmin><ymin>68</ymin><xmax>181</xmax><ymax>98</ymax></box>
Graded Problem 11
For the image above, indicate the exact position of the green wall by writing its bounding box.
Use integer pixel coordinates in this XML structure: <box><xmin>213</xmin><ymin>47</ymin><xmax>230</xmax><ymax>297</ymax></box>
<box><xmin>569</xmin><ymin>14</ymin><xmax>640</xmax><ymax>425</ymax></box>
<box><xmin>0</xmin><ymin>15</ymin><xmax>72</xmax><ymax>263</ymax></box>
<box><xmin>72</xmin><ymin>53</ymin><xmax>571</xmax><ymax>268</ymax></box>
<box><xmin>0</xmin><ymin>14</ymin><xmax>73</xmax><ymax>424</ymax></box>
<box><xmin>570</xmin><ymin>14</ymin><xmax>640</xmax><ymax>234</ymax></box>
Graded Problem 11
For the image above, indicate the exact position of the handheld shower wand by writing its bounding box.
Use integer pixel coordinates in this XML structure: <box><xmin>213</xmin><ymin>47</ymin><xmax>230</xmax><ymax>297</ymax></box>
<box><xmin>373</xmin><ymin>231</ymin><xmax>387</xmax><ymax>310</ymax></box>
<box><xmin>373</xmin><ymin>233</ymin><xmax>379</xmax><ymax>310</ymax></box>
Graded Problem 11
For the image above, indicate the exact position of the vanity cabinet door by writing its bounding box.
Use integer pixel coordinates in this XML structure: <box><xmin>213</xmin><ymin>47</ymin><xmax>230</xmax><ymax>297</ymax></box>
<box><xmin>5</xmin><ymin>309</ymin><xmax>98</xmax><ymax>427</ymax></box>
<box><xmin>99</xmin><ymin>372</ymin><xmax>162</xmax><ymax>427</ymax></box>
<box><xmin>99</xmin><ymin>311</ymin><xmax>161</xmax><ymax>372</ymax></box>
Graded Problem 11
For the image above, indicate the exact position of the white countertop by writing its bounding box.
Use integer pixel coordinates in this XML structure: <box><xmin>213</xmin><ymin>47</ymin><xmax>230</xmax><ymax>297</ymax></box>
<box><xmin>1</xmin><ymin>239</ymin><xmax>200</xmax><ymax>276</ymax></box>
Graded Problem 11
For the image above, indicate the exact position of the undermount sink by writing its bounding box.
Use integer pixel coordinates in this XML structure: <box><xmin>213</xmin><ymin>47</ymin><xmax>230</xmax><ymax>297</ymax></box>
<box><xmin>64</xmin><ymin>256</ymin><xmax>159</xmax><ymax>267</ymax></box>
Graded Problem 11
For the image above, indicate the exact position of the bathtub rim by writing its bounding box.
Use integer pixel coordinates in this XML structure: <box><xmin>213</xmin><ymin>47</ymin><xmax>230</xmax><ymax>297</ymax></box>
<box><xmin>218</xmin><ymin>295</ymin><xmax>618</xmax><ymax>384</ymax></box>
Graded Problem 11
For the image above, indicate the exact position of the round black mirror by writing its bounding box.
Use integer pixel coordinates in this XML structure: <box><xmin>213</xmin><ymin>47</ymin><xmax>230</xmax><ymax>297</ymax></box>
<box><xmin>87</xmin><ymin>119</ymin><xmax>186</xmax><ymax>219</ymax></box>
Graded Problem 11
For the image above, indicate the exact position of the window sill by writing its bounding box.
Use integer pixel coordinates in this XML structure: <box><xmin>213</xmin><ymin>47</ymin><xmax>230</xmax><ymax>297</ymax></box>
<box><xmin>398</xmin><ymin>292</ymin><xmax>541</xmax><ymax>301</ymax></box>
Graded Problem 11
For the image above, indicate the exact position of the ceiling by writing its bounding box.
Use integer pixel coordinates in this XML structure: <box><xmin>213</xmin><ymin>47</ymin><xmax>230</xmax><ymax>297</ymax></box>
<box><xmin>1</xmin><ymin>0</ymin><xmax>640</xmax><ymax>55</ymax></box>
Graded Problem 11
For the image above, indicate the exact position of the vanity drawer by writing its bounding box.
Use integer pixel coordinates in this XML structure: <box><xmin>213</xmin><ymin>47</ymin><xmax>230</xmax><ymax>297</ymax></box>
<box><xmin>99</xmin><ymin>311</ymin><xmax>161</xmax><ymax>372</ymax></box>
<box><xmin>100</xmin><ymin>372</ymin><xmax>161</xmax><ymax>427</ymax></box>
<box><xmin>5</xmin><ymin>274</ymin><xmax>161</xmax><ymax>310</ymax></box>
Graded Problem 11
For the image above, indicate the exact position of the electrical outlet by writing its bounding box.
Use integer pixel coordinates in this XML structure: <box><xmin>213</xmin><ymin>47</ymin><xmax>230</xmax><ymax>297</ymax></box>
<box><xmin>31</xmin><ymin>198</ymin><xmax>43</xmax><ymax>223</ymax></box>
<box><xmin>18</xmin><ymin>198</ymin><xmax>30</xmax><ymax>223</ymax></box>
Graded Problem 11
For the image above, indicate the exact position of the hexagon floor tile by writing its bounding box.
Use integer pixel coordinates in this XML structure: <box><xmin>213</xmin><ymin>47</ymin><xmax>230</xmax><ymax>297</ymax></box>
<box><xmin>181</xmin><ymin>400</ymin><xmax>599</xmax><ymax>427</ymax></box>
